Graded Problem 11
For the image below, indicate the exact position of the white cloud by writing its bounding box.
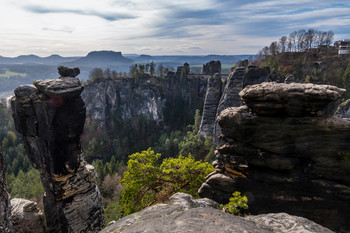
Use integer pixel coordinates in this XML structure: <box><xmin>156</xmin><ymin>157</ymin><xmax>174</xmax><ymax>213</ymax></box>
<box><xmin>0</xmin><ymin>0</ymin><xmax>349</xmax><ymax>56</ymax></box>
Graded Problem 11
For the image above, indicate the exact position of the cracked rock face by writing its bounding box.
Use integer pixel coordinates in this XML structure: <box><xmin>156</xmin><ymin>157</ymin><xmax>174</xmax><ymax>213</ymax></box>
<box><xmin>11</xmin><ymin>68</ymin><xmax>104</xmax><ymax>233</ymax></box>
<box><xmin>0</xmin><ymin>151</ymin><xmax>13</xmax><ymax>233</ymax></box>
<box><xmin>199</xmin><ymin>83</ymin><xmax>350</xmax><ymax>233</ymax></box>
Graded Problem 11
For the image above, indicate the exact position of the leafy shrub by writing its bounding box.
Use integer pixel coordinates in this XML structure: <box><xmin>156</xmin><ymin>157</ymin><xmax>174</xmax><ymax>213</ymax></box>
<box><xmin>220</xmin><ymin>191</ymin><xmax>248</xmax><ymax>215</ymax></box>
<box><xmin>119</xmin><ymin>148</ymin><xmax>214</xmax><ymax>215</ymax></box>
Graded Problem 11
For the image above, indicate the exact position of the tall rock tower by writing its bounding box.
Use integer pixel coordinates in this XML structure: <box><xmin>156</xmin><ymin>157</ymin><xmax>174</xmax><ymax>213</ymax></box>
<box><xmin>11</xmin><ymin>67</ymin><xmax>104</xmax><ymax>233</ymax></box>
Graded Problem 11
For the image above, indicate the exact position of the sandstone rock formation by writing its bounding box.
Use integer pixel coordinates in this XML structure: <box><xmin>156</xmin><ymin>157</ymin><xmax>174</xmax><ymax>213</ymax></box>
<box><xmin>198</xmin><ymin>73</ymin><xmax>223</xmax><ymax>138</ymax></box>
<box><xmin>242</xmin><ymin>66</ymin><xmax>270</xmax><ymax>88</ymax></box>
<box><xmin>11</xmin><ymin>67</ymin><xmax>104</xmax><ymax>233</ymax></box>
<box><xmin>82</xmin><ymin>70</ymin><xmax>207</xmax><ymax>126</ymax></box>
<box><xmin>11</xmin><ymin>198</ymin><xmax>45</xmax><ymax>233</ymax></box>
<box><xmin>199</xmin><ymin>82</ymin><xmax>350</xmax><ymax>232</ymax></box>
<box><xmin>211</xmin><ymin>67</ymin><xmax>245</xmax><ymax>140</ymax></box>
<box><xmin>336</xmin><ymin>99</ymin><xmax>350</xmax><ymax>118</ymax></box>
<box><xmin>202</xmin><ymin>60</ymin><xmax>221</xmax><ymax>75</ymax></box>
<box><xmin>247</xmin><ymin>213</ymin><xmax>334</xmax><ymax>233</ymax></box>
<box><xmin>100</xmin><ymin>192</ymin><xmax>334</xmax><ymax>233</ymax></box>
<box><xmin>240</xmin><ymin>82</ymin><xmax>345</xmax><ymax>116</ymax></box>
<box><xmin>0</xmin><ymin>151</ymin><xmax>13</xmax><ymax>233</ymax></box>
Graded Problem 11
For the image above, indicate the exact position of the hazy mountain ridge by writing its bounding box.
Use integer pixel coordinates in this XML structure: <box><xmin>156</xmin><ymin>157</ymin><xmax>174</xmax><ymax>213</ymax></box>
<box><xmin>0</xmin><ymin>50</ymin><xmax>252</xmax><ymax>98</ymax></box>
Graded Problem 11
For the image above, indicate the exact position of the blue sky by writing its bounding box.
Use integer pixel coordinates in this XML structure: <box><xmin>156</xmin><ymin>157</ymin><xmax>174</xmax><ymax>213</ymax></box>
<box><xmin>0</xmin><ymin>0</ymin><xmax>349</xmax><ymax>56</ymax></box>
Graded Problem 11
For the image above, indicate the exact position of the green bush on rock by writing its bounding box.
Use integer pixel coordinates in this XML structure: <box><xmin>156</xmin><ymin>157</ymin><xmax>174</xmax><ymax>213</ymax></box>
<box><xmin>119</xmin><ymin>148</ymin><xmax>214</xmax><ymax>215</ymax></box>
<box><xmin>221</xmin><ymin>191</ymin><xmax>248</xmax><ymax>216</ymax></box>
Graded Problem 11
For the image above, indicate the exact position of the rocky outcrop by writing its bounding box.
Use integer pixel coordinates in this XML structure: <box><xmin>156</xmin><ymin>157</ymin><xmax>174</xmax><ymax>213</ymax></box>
<box><xmin>11</xmin><ymin>198</ymin><xmax>45</xmax><ymax>233</ymax></box>
<box><xmin>243</xmin><ymin>66</ymin><xmax>270</xmax><ymax>88</ymax></box>
<box><xmin>100</xmin><ymin>192</ymin><xmax>334</xmax><ymax>233</ymax></box>
<box><xmin>198</xmin><ymin>73</ymin><xmax>223</xmax><ymax>138</ymax></box>
<box><xmin>0</xmin><ymin>151</ymin><xmax>13</xmax><ymax>233</ymax></box>
<box><xmin>202</xmin><ymin>60</ymin><xmax>221</xmax><ymax>75</ymax></box>
<box><xmin>199</xmin><ymin>82</ymin><xmax>350</xmax><ymax>232</ymax></box>
<box><xmin>240</xmin><ymin>82</ymin><xmax>345</xmax><ymax>116</ymax></box>
<box><xmin>11</xmin><ymin>67</ymin><xmax>104</xmax><ymax>233</ymax></box>
<box><xmin>211</xmin><ymin>67</ymin><xmax>245</xmax><ymax>140</ymax></box>
<box><xmin>336</xmin><ymin>99</ymin><xmax>350</xmax><ymax>118</ymax></box>
<box><xmin>247</xmin><ymin>213</ymin><xmax>334</xmax><ymax>233</ymax></box>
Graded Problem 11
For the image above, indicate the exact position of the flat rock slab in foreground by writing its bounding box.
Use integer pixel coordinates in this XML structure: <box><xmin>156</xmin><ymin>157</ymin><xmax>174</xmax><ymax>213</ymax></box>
<box><xmin>100</xmin><ymin>193</ymin><xmax>334</xmax><ymax>233</ymax></box>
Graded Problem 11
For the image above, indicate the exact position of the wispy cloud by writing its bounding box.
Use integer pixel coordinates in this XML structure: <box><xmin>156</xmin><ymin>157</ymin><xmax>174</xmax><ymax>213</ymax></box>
<box><xmin>23</xmin><ymin>5</ymin><xmax>137</xmax><ymax>21</ymax></box>
<box><xmin>0</xmin><ymin>0</ymin><xmax>350</xmax><ymax>56</ymax></box>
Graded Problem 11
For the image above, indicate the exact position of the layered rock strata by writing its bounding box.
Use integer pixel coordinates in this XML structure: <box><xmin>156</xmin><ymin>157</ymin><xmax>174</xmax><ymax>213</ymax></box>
<box><xmin>0</xmin><ymin>151</ymin><xmax>13</xmax><ymax>233</ymax></box>
<box><xmin>211</xmin><ymin>67</ymin><xmax>245</xmax><ymax>140</ymax></box>
<box><xmin>198</xmin><ymin>73</ymin><xmax>223</xmax><ymax>138</ymax></box>
<box><xmin>11</xmin><ymin>198</ymin><xmax>45</xmax><ymax>233</ymax></box>
<box><xmin>199</xmin><ymin>82</ymin><xmax>350</xmax><ymax>232</ymax></box>
<box><xmin>11</xmin><ymin>67</ymin><xmax>104</xmax><ymax>233</ymax></box>
<box><xmin>100</xmin><ymin>192</ymin><xmax>334</xmax><ymax>233</ymax></box>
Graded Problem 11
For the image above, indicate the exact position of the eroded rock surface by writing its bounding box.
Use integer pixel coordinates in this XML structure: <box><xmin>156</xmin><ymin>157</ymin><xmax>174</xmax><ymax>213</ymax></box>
<box><xmin>247</xmin><ymin>213</ymin><xmax>334</xmax><ymax>233</ymax></box>
<box><xmin>11</xmin><ymin>67</ymin><xmax>104</xmax><ymax>233</ymax></box>
<box><xmin>199</xmin><ymin>83</ymin><xmax>350</xmax><ymax>232</ymax></box>
<box><xmin>212</xmin><ymin>67</ymin><xmax>245</xmax><ymax>140</ymax></box>
<box><xmin>11</xmin><ymin>198</ymin><xmax>45</xmax><ymax>233</ymax></box>
<box><xmin>240</xmin><ymin>82</ymin><xmax>345</xmax><ymax>116</ymax></box>
<box><xmin>202</xmin><ymin>60</ymin><xmax>221</xmax><ymax>75</ymax></box>
<box><xmin>199</xmin><ymin>73</ymin><xmax>223</xmax><ymax>138</ymax></box>
<box><xmin>100</xmin><ymin>192</ymin><xmax>334</xmax><ymax>233</ymax></box>
<box><xmin>0</xmin><ymin>151</ymin><xmax>13</xmax><ymax>233</ymax></box>
<box><xmin>336</xmin><ymin>99</ymin><xmax>350</xmax><ymax>118</ymax></box>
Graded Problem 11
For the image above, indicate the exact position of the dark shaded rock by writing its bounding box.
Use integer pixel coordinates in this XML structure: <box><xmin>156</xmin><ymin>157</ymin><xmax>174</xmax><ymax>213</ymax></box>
<box><xmin>336</xmin><ymin>99</ymin><xmax>350</xmax><ymax>118</ymax></box>
<box><xmin>34</xmin><ymin>77</ymin><xmax>83</xmax><ymax>99</ymax></box>
<box><xmin>11</xmin><ymin>198</ymin><xmax>45</xmax><ymax>233</ymax></box>
<box><xmin>100</xmin><ymin>192</ymin><xmax>334</xmax><ymax>233</ymax></box>
<box><xmin>200</xmin><ymin>83</ymin><xmax>350</xmax><ymax>232</ymax></box>
<box><xmin>0</xmin><ymin>151</ymin><xmax>13</xmax><ymax>233</ymax></box>
<box><xmin>57</xmin><ymin>66</ymin><xmax>80</xmax><ymax>78</ymax></box>
<box><xmin>240</xmin><ymin>82</ymin><xmax>345</xmax><ymax>117</ymax></box>
<box><xmin>11</xmin><ymin>69</ymin><xmax>104</xmax><ymax>233</ymax></box>
<box><xmin>14</xmin><ymin>85</ymin><xmax>36</xmax><ymax>98</ymax></box>
<box><xmin>198</xmin><ymin>73</ymin><xmax>223</xmax><ymax>138</ymax></box>
<box><xmin>238</xmin><ymin>59</ymin><xmax>249</xmax><ymax>68</ymax></box>
<box><xmin>243</xmin><ymin>67</ymin><xmax>270</xmax><ymax>88</ymax></box>
<box><xmin>202</xmin><ymin>60</ymin><xmax>221</xmax><ymax>75</ymax></box>
<box><xmin>176</xmin><ymin>63</ymin><xmax>190</xmax><ymax>76</ymax></box>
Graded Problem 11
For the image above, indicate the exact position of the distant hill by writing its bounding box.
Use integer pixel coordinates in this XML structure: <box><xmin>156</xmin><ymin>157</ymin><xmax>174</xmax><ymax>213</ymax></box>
<box><xmin>0</xmin><ymin>54</ymin><xmax>79</xmax><ymax>65</ymax></box>
<box><xmin>0</xmin><ymin>50</ymin><xmax>254</xmax><ymax>97</ymax></box>
<box><xmin>125</xmin><ymin>54</ymin><xmax>253</xmax><ymax>66</ymax></box>
<box><xmin>63</xmin><ymin>51</ymin><xmax>134</xmax><ymax>68</ymax></box>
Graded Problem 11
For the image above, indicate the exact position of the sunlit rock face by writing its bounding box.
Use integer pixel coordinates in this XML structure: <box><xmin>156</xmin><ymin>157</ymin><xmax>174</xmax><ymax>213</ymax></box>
<box><xmin>11</xmin><ymin>67</ymin><xmax>104</xmax><ymax>233</ymax></box>
<box><xmin>336</xmin><ymin>99</ymin><xmax>350</xmax><ymax>118</ymax></box>
<box><xmin>101</xmin><ymin>192</ymin><xmax>335</xmax><ymax>233</ymax></box>
<box><xmin>199</xmin><ymin>82</ymin><xmax>350</xmax><ymax>233</ymax></box>
<box><xmin>0</xmin><ymin>151</ymin><xmax>13</xmax><ymax>233</ymax></box>
<box><xmin>198</xmin><ymin>73</ymin><xmax>223</xmax><ymax>138</ymax></box>
<box><xmin>11</xmin><ymin>198</ymin><xmax>45</xmax><ymax>233</ymax></box>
